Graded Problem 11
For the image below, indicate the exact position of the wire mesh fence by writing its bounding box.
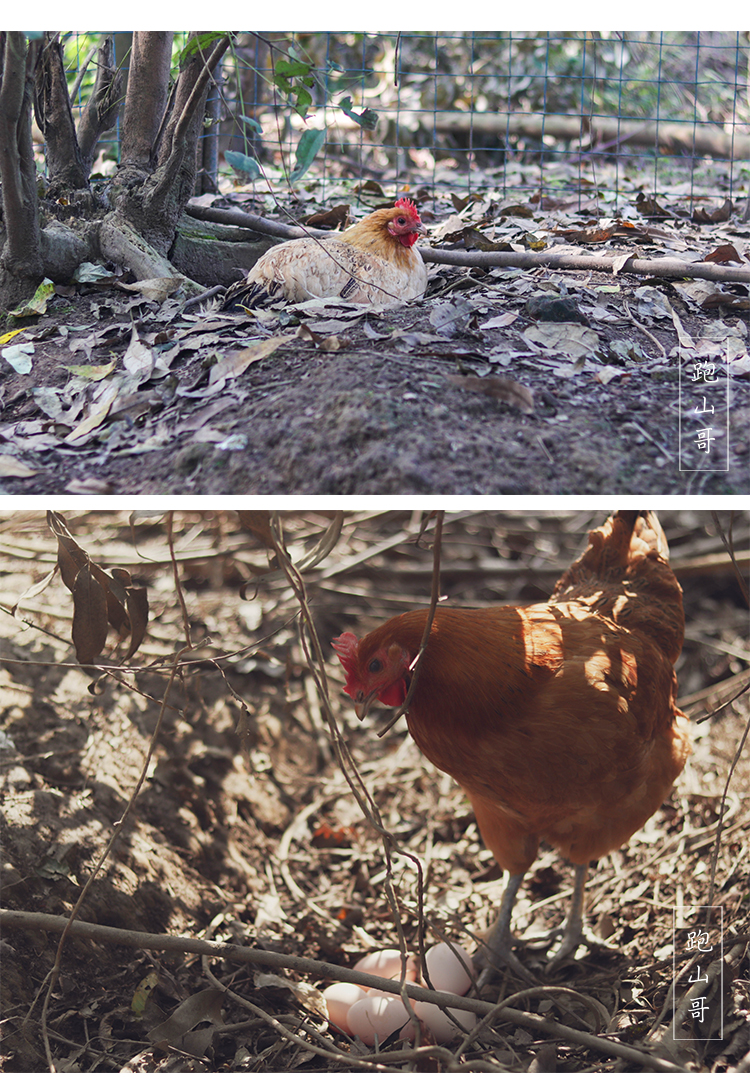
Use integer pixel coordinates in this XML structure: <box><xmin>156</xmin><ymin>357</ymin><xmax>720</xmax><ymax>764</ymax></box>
<box><xmin>57</xmin><ymin>31</ymin><xmax>750</xmax><ymax>217</ymax></box>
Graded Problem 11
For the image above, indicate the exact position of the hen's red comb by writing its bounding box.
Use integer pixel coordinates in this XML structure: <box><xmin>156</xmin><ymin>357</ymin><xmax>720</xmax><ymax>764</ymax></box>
<box><xmin>332</xmin><ymin>632</ymin><xmax>360</xmax><ymax>677</ymax></box>
<box><xmin>395</xmin><ymin>196</ymin><xmax>419</xmax><ymax>216</ymax></box>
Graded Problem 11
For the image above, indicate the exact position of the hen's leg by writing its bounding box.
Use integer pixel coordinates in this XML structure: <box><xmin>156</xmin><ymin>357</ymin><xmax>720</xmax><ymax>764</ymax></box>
<box><xmin>474</xmin><ymin>872</ymin><xmax>538</xmax><ymax>987</ymax></box>
<box><xmin>524</xmin><ymin>863</ymin><xmax>612</xmax><ymax>970</ymax></box>
<box><xmin>544</xmin><ymin>862</ymin><xmax>588</xmax><ymax>970</ymax></box>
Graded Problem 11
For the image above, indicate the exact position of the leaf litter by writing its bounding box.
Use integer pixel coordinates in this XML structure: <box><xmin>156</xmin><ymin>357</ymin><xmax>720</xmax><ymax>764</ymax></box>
<box><xmin>0</xmin><ymin>509</ymin><xmax>747</xmax><ymax>1071</ymax></box>
<box><xmin>0</xmin><ymin>185</ymin><xmax>749</xmax><ymax>493</ymax></box>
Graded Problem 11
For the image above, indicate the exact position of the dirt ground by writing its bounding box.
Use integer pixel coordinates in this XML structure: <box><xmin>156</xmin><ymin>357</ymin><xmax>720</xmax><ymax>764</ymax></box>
<box><xmin>1</xmin><ymin>262</ymin><xmax>748</xmax><ymax>496</ymax></box>
<box><xmin>0</xmin><ymin>509</ymin><xmax>748</xmax><ymax>1072</ymax></box>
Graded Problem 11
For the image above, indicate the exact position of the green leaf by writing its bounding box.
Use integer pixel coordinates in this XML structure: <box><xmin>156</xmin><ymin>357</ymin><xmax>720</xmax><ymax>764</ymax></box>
<box><xmin>338</xmin><ymin>96</ymin><xmax>379</xmax><ymax>130</ymax></box>
<box><xmin>179</xmin><ymin>32</ymin><xmax>226</xmax><ymax>63</ymax></box>
<box><xmin>239</xmin><ymin>114</ymin><xmax>263</xmax><ymax>134</ymax></box>
<box><xmin>292</xmin><ymin>86</ymin><xmax>313</xmax><ymax>118</ymax></box>
<box><xmin>8</xmin><ymin>278</ymin><xmax>55</xmax><ymax>319</ymax></box>
<box><xmin>289</xmin><ymin>129</ymin><xmax>326</xmax><ymax>183</ymax></box>
<box><xmin>275</xmin><ymin>58</ymin><xmax>313</xmax><ymax>79</ymax></box>
<box><xmin>225</xmin><ymin>150</ymin><xmax>262</xmax><ymax>179</ymax></box>
<box><xmin>273</xmin><ymin>57</ymin><xmax>315</xmax><ymax>117</ymax></box>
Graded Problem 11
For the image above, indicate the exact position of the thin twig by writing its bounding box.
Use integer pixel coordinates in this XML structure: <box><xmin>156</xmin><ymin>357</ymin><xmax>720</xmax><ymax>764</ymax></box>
<box><xmin>711</xmin><ymin>511</ymin><xmax>749</xmax><ymax>607</ymax></box>
<box><xmin>0</xmin><ymin>910</ymin><xmax>686</xmax><ymax>1071</ymax></box>
<box><xmin>165</xmin><ymin>511</ymin><xmax>193</xmax><ymax>647</ymax></box>
<box><xmin>705</xmin><ymin>712</ymin><xmax>750</xmax><ymax>917</ymax></box>
<box><xmin>68</xmin><ymin>43</ymin><xmax>98</xmax><ymax>101</ymax></box>
<box><xmin>267</xmin><ymin>515</ymin><xmax>425</xmax><ymax>1020</ymax></box>
<box><xmin>201</xmin><ymin>958</ymin><xmax>384</xmax><ymax>1071</ymax></box>
<box><xmin>377</xmin><ymin>511</ymin><xmax>444</xmax><ymax>738</ymax></box>
<box><xmin>32</xmin><ymin>640</ymin><xmax>199</xmax><ymax>1070</ymax></box>
<box><xmin>625</xmin><ymin>419</ymin><xmax>674</xmax><ymax>461</ymax></box>
<box><xmin>623</xmin><ymin>299</ymin><xmax>668</xmax><ymax>361</ymax></box>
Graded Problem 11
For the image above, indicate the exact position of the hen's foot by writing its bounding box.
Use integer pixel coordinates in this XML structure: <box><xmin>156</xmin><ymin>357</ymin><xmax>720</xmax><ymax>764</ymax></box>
<box><xmin>525</xmin><ymin>918</ymin><xmax>615</xmax><ymax>972</ymax></box>
<box><xmin>472</xmin><ymin>871</ymin><xmax>540</xmax><ymax>989</ymax></box>
<box><xmin>473</xmin><ymin>934</ymin><xmax>539</xmax><ymax>990</ymax></box>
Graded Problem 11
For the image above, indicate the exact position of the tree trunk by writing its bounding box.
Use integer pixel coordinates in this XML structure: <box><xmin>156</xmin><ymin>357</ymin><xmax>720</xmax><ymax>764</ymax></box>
<box><xmin>105</xmin><ymin>31</ymin><xmax>231</xmax><ymax>270</ymax></box>
<box><xmin>0</xmin><ymin>30</ymin><xmax>233</xmax><ymax>311</ymax></box>
<box><xmin>171</xmin><ymin>213</ymin><xmax>280</xmax><ymax>287</ymax></box>
<box><xmin>120</xmin><ymin>31</ymin><xmax>172</xmax><ymax>170</ymax></box>
<box><xmin>197</xmin><ymin>59</ymin><xmax>221</xmax><ymax>193</ymax></box>
<box><xmin>76</xmin><ymin>36</ymin><xmax>123</xmax><ymax>175</ymax></box>
<box><xmin>33</xmin><ymin>33</ymin><xmax>89</xmax><ymax>194</ymax></box>
<box><xmin>98</xmin><ymin>208</ymin><xmax>203</xmax><ymax>287</ymax></box>
<box><xmin>0</xmin><ymin>32</ymin><xmax>43</xmax><ymax>308</ymax></box>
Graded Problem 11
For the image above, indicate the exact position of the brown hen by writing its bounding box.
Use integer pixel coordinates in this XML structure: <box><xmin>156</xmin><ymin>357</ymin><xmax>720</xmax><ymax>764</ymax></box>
<box><xmin>333</xmin><ymin>511</ymin><xmax>691</xmax><ymax>981</ymax></box>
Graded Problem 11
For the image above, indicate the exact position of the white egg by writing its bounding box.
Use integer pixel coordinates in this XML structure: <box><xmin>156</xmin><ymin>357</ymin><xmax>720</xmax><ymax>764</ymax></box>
<box><xmin>347</xmin><ymin>993</ymin><xmax>417</xmax><ymax>1044</ymax></box>
<box><xmin>353</xmin><ymin>948</ymin><xmax>418</xmax><ymax>981</ymax></box>
<box><xmin>422</xmin><ymin>941</ymin><xmax>475</xmax><ymax>995</ymax></box>
<box><xmin>322</xmin><ymin>982</ymin><xmax>368</xmax><ymax>1032</ymax></box>
<box><xmin>413</xmin><ymin>1000</ymin><xmax>478</xmax><ymax>1042</ymax></box>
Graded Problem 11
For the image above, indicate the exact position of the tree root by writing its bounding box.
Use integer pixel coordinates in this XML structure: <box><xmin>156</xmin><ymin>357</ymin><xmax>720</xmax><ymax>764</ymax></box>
<box><xmin>99</xmin><ymin>209</ymin><xmax>206</xmax><ymax>293</ymax></box>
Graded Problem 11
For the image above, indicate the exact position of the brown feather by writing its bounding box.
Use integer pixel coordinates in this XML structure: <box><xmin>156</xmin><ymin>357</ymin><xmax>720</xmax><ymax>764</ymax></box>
<box><xmin>336</xmin><ymin>512</ymin><xmax>690</xmax><ymax>877</ymax></box>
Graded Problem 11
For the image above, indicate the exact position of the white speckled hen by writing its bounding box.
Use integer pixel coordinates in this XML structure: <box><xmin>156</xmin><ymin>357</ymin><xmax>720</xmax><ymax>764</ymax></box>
<box><xmin>222</xmin><ymin>198</ymin><xmax>428</xmax><ymax>311</ymax></box>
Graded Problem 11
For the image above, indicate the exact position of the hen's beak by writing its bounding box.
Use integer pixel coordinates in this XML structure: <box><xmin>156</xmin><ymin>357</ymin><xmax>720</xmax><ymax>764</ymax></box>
<box><xmin>353</xmin><ymin>692</ymin><xmax>378</xmax><ymax>720</ymax></box>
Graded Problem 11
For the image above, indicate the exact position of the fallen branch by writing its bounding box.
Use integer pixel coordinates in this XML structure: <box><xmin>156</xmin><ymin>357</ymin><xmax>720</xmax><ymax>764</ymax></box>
<box><xmin>186</xmin><ymin>201</ymin><xmax>324</xmax><ymax>240</ymax></box>
<box><xmin>409</xmin><ymin>109</ymin><xmax>750</xmax><ymax>161</ymax></box>
<box><xmin>0</xmin><ymin>909</ymin><xmax>684</xmax><ymax>1071</ymax></box>
<box><xmin>416</xmin><ymin>244</ymin><xmax>750</xmax><ymax>284</ymax></box>
<box><xmin>185</xmin><ymin>201</ymin><xmax>750</xmax><ymax>284</ymax></box>
<box><xmin>325</xmin><ymin>107</ymin><xmax>750</xmax><ymax>162</ymax></box>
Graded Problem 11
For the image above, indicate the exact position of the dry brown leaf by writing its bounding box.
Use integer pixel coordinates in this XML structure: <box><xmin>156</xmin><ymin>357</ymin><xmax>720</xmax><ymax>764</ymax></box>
<box><xmin>116</xmin><ymin>276</ymin><xmax>184</xmax><ymax>301</ymax></box>
<box><xmin>64</xmin><ymin>385</ymin><xmax>119</xmax><ymax>444</ymax></box>
<box><xmin>208</xmin><ymin>334</ymin><xmax>297</xmax><ymax>389</ymax></box>
<box><xmin>449</xmin><ymin>373</ymin><xmax>535</xmax><ymax>414</ymax></box>
<box><xmin>304</xmin><ymin>204</ymin><xmax>350</xmax><ymax>229</ymax></box>
<box><xmin>238</xmin><ymin>511</ymin><xmax>276</xmax><ymax>552</ymax></box>
<box><xmin>462</xmin><ymin>226</ymin><xmax>511</xmax><ymax>251</ymax></box>
<box><xmin>0</xmin><ymin>454</ymin><xmax>38</xmax><ymax>478</ymax></box>
<box><xmin>72</xmin><ymin>566</ymin><xmax>109</xmax><ymax>664</ymax></box>
<box><xmin>48</xmin><ymin>511</ymin><xmax>92</xmax><ymax>592</ymax></box>
<box><xmin>701</xmin><ymin>292</ymin><xmax>750</xmax><ymax>311</ymax></box>
<box><xmin>692</xmin><ymin>199</ymin><xmax>733</xmax><ymax>224</ymax></box>
<box><xmin>523</xmin><ymin>322</ymin><xmax>599</xmax><ymax>362</ymax></box>
<box><xmin>702</xmin><ymin>243</ymin><xmax>745</xmax><ymax>266</ymax></box>
<box><xmin>46</xmin><ymin>511</ymin><xmax>149</xmax><ymax>662</ymax></box>
<box><xmin>147</xmin><ymin>987</ymin><xmax>225</xmax><ymax>1057</ymax></box>
<box><xmin>122</xmin><ymin>327</ymin><xmax>156</xmax><ymax>380</ymax></box>
<box><xmin>123</xmin><ymin>584</ymin><xmax>149</xmax><ymax>659</ymax></box>
<box><xmin>612</xmin><ymin>251</ymin><xmax>635</xmax><ymax>275</ymax></box>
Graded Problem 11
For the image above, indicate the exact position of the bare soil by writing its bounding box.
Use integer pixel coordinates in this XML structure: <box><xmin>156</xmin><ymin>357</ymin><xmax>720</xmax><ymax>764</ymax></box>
<box><xmin>0</xmin><ymin>509</ymin><xmax>748</xmax><ymax>1072</ymax></box>
<box><xmin>1</xmin><ymin>267</ymin><xmax>747</xmax><ymax>495</ymax></box>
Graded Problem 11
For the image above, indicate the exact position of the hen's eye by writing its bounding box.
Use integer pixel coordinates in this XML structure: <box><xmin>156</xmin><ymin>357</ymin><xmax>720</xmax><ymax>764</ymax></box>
<box><xmin>368</xmin><ymin>659</ymin><xmax>382</xmax><ymax>674</ymax></box>
<box><xmin>396</xmin><ymin>217</ymin><xmax>406</xmax><ymax>225</ymax></box>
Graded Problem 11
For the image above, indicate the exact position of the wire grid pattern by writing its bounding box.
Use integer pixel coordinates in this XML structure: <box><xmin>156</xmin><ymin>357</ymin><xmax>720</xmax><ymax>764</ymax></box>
<box><xmin>60</xmin><ymin>31</ymin><xmax>749</xmax><ymax>212</ymax></box>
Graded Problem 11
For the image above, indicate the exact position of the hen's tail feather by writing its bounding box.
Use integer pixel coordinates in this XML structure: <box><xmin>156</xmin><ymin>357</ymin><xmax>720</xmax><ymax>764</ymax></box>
<box><xmin>552</xmin><ymin>510</ymin><xmax>684</xmax><ymax>663</ymax></box>
<box><xmin>554</xmin><ymin>510</ymin><xmax>663</xmax><ymax>587</ymax></box>
<box><xmin>616</xmin><ymin>509</ymin><xmax>670</xmax><ymax>563</ymax></box>
<box><xmin>221</xmin><ymin>279</ymin><xmax>279</xmax><ymax>312</ymax></box>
